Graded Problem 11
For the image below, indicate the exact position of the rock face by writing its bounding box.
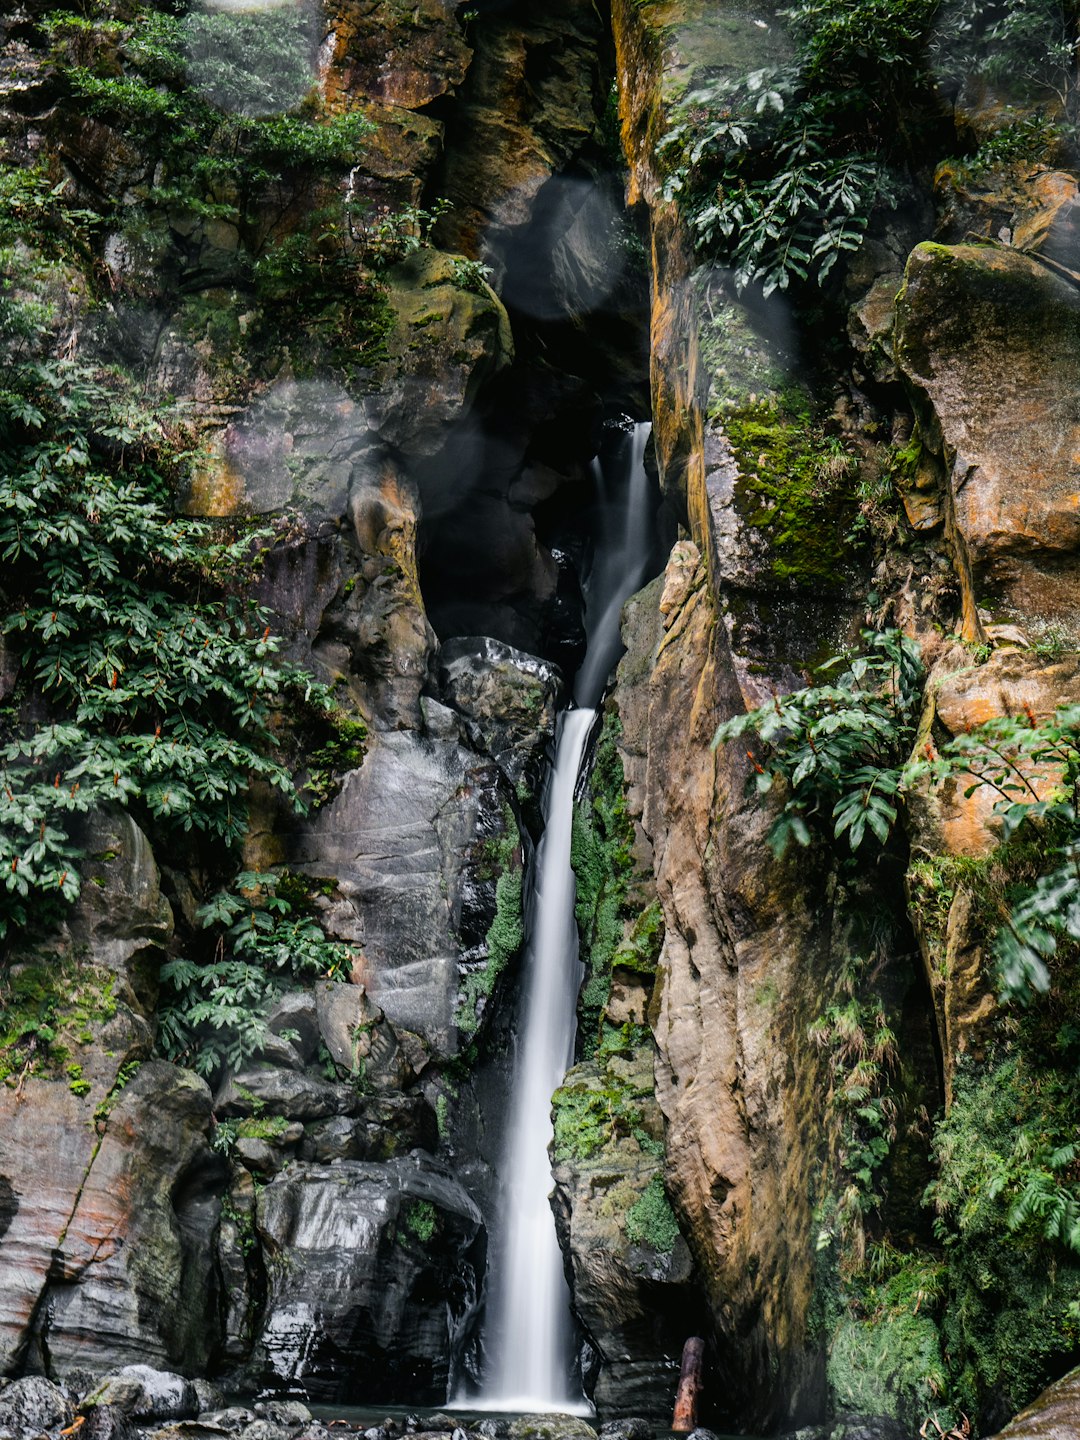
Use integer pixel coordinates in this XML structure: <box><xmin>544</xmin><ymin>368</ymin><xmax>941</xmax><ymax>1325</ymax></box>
<box><xmin>287</xmin><ymin>721</ymin><xmax>521</xmax><ymax>1058</ymax></box>
<box><xmin>988</xmin><ymin>1365</ymin><xmax>1080</xmax><ymax>1440</ymax></box>
<box><xmin>551</xmin><ymin>1049</ymin><xmax>700</xmax><ymax>1418</ymax></box>
<box><xmin>896</xmin><ymin>243</ymin><xmax>1080</xmax><ymax>637</ymax></box>
<box><xmin>249</xmin><ymin>1156</ymin><xmax>485</xmax><ymax>1403</ymax></box>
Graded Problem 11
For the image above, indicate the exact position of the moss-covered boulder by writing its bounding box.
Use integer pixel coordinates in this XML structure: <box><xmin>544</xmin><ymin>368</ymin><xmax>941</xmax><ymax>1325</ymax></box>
<box><xmin>551</xmin><ymin>1046</ymin><xmax>699</xmax><ymax>1417</ymax></box>
<box><xmin>369</xmin><ymin>247</ymin><xmax>514</xmax><ymax>455</ymax></box>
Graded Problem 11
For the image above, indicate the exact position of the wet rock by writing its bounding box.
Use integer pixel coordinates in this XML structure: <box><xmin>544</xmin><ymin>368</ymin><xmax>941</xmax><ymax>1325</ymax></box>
<box><xmin>249</xmin><ymin>1155</ymin><xmax>485</xmax><ymax>1403</ymax></box>
<box><xmin>235</xmin><ymin>1137</ymin><xmax>280</xmax><ymax>1175</ymax></box>
<box><xmin>369</xmin><ymin>249</ymin><xmax>514</xmax><ymax>458</ymax></box>
<box><xmin>289</xmin><ymin>727</ymin><xmax>520</xmax><ymax>1059</ymax></box>
<box><xmin>321</xmin><ymin>0</ymin><xmax>470</xmax><ymax>113</ymax></box>
<box><xmin>987</xmin><ymin>1362</ymin><xmax>1080</xmax><ymax>1437</ymax></box>
<box><xmin>147</xmin><ymin>1425</ymin><xmax>232</xmax><ymax>1440</ymax></box>
<box><xmin>0</xmin><ymin>1376</ymin><xmax>73</xmax><ymax>1435</ymax></box>
<box><xmin>313</xmin><ymin>978</ymin><xmax>413</xmax><ymax>1089</ymax></box>
<box><xmin>1</xmin><ymin>1061</ymin><xmax>222</xmax><ymax>1378</ymax></box>
<box><xmin>199</xmin><ymin>1411</ymin><xmax>255</xmax><ymax>1432</ymax></box>
<box><xmin>552</xmin><ymin>1047</ymin><xmax>696</xmax><ymax>1418</ymax></box>
<box><xmin>895</xmin><ymin>242</ymin><xmax>1080</xmax><ymax>634</ymax></box>
<box><xmin>190</xmin><ymin>1381</ymin><xmax>225</xmax><ymax>1415</ymax></box>
<box><xmin>598</xmin><ymin>1421</ymin><xmax>653</xmax><ymax>1440</ymax></box>
<box><xmin>215</xmin><ymin>1067</ymin><xmax>360</xmax><ymax>1121</ymax></box>
<box><xmin>84</xmin><ymin>1365</ymin><xmax>198</xmax><ymax>1421</ymax></box>
<box><xmin>298</xmin><ymin>1096</ymin><xmax>436</xmax><ymax>1163</ymax></box>
<box><xmin>79</xmin><ymin>1406</ymin><xmax>140</xmax><ymax>1440</ymax></box>
<box><xmin>438</xmin><ymin>636</ymin><xmax>562</xmax><ymax>786</ymax></box>
<box><xmin>827</xmin><ymin>1419</ymin><xmax>908</xmax><ymax>1440</ymax></box>
<box><xmin>64</xmin><ymin>810</ymin><xmax>174</xmax><ymax>1015</ymax></box>
<box><xmin>267</xmin><ymin>994</ymin><xmax>322</xmax><ymax>1065</ymax></box>
<box><xmin>507</xmin><ymin>1419</ymin><xmax>597</xmax><ymax>1440</ymax></box>
<box><xmin>437</xmin><ymin>3</ymin><xmax>609</xmax><ymax>262</ymax></box>
<box><xmin>253</xmin><ymin>1400</ymin><xmax>312</xmax><ymax>1429</ymax></box>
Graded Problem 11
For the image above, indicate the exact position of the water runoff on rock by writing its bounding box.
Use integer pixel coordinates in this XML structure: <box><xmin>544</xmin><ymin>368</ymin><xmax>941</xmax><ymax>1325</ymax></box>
<box><xmin>479</xmin><ymin>420</ymin><xmax>655</xmax><ymax>1411</ymax></box>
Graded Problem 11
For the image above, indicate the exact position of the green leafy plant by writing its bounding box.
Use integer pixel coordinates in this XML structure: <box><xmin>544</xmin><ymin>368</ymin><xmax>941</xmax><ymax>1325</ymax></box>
<box><xmin>0</xmin><ymin>357</ymin><xmax>330</xmax><ymax>938</ymax></box>
<box><xmin>624</xmin><ymin>1173</ymin><xmax>681</xmax><ymax>1253</ymax></box>
<box><xmin>906</xmin><ymin>703</ymin><xmax>1080</xmax><ymax>1001</ymax></box>
<box><xmin>158</xmin><ymin>871</ymin><xmax>354</xmax><ymax>1077</ymax></box>
<box><xmin>809</xmin><ymin>956</ymin><xmax>900</xmax><ymax>1216</ymax></box>
<box><xmin>449</xmin><ymin>256</ymin><xmax>494</xmax><ymax>294</ymax></box>
<box><xmin>712</xmin><ymin>629</ymin><xmax>924</xmax><ymax>856</ymax></box>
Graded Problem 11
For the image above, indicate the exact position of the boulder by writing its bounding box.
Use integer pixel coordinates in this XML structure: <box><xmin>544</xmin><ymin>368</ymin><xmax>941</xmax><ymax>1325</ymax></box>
<box><xmin>267</xmin><ymin>994</ymin><xmax>321</xmax><ymax>1065</ymax></box>
<box><xmin>38</xmin><ymin>1064</ymin><xmax>225</xmax><ymax>1377</ymax></box>
<box><xmin>84</xmin><ymin>1365</ymin><xmax>198</xmax><ymax>1421</ymax></box>
<box><xmin>507</xmin><ymin>1420</ymin><xmax>597</xmax><ymax>1440</ymax></box>
<box><xmin>299</xmin><ymin>1096</ymin><xmax>436</xmax><ymax>1162</ymax></box>
<box><xmin>0</xmin><ymin>1377</ymin><xmax>73</xmax><ymax>1436</ymax></box>
<box><xmin>368</xmin><ymin>249</ymin><xmax>514</xmax><ymax>458</ymax></box>
<box><xmin>438</xmin><ymin>636</ymin><xmax>562</xmax><ymax>786</ymax></box>
<box><xmin>214</xmin><ymin>1067</ymin><xmax>360</xmax><ymax>1122</ymax></box>
<box><xmin>248</xmin><ymin>1156</ymin><xmax>486</xmax><ymax>1403</ymax></box>
<box><xmin>551</xmin><ymin>1048</ymin><xmax>697</xmax><ymax>1418</ymax></box>
<box><xmin>287</xmin><ymin>727</ymin><xmax>520</xmax><ymax>1058</ymax></box>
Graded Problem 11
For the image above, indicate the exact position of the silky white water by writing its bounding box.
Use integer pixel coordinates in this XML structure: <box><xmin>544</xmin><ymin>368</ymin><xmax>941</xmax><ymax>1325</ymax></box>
<box><xmin>481</xmin><ymin>422</ymin><xmax>654</xmax><ymax>1410</ymax></box>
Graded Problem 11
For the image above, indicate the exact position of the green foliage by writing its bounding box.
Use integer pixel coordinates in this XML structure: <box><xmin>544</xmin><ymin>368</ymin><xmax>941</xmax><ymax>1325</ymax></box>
<box><xmin>305</xmin><ymin>713</ymin><xmax>369</xmax><ymax>807</ymax></box>
<box><xmin>655</xmin><ymin>0</ymin><xmax>928</xmax><ymax>295</ymax></box>
<box><xmin>713</xmin><ymin>629</ymin><xmax>924</xmax><ymax>856</ymax></box>
<box><xmin>455</xmin><ymin>816</ymin><xmax>524</xmax><ymax>1037</ymax></box>
<box><xmin>403</xmin><ymin>1198</ymin><xmax>438</xmax><ymax>1244</ymax></box>
<box><xmin>0</xmin><ymin>960</ymin><xmax>117</xmax><ymax>1087</ymax></box>
<box><xmin>906</xmin><ymin>703</ymin><xmax>1080</xmax><ymax>1002</ymax></box>
<box><xmin>0</xmin><ymin>357</ymin><xmax>329</xmax><ymax>939</ymax></box>
<box><xmin>926</xmin><ymin>1052</ymin><xmax>1080</xmax><ymax>1418</ymax></box>
<box><xmin>158</xmin><ymin>871</ymin><xmax>354</xmax><ymax>1077</ymax></box>
<box><xmin>624</xmin><ymin>1173</ymin><xmax>680</xmax><ymax>1253</ymax></box>
<box><xmin>930</xmin><ymin>0</ymin><xmax>1079</xmax><ymax>105</ymax></box>
<box><xmin>571</xmin><ymin>712</ymin><xmax>645</xmax><ymax>1049</ymax></box>
<box><xmin>957</xmin><ymin>110</ymin><xmax>1064</xmax><ymax>176</ymax></box>
<box><xmin>827</xmin><ymin>1242</ymin><xmax>949</xmax><ymax>1426</ymax></box>
<box><xmin>449</xmin><ymin>256</ymin><xmax>494</xmax><ymax>294</ymax></box>
<box><xmin>809</xmin><ymin>957</ymin><xmax>900</xmax><ymax>1217</ymax></box>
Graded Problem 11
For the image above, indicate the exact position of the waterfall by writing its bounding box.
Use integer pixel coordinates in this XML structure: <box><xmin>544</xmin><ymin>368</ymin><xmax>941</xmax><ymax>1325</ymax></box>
<box><xmin>480</xmin><ymin>421</ymin><xmax>654</xmax><ymax>1411</ymax></box>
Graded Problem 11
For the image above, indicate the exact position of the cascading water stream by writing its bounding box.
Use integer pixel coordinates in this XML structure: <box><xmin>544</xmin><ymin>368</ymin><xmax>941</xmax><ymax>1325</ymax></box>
<box><xmin>480</xmin><ymin>421</ymin><xmax>655</xmax><ymax>1411</ymax></box>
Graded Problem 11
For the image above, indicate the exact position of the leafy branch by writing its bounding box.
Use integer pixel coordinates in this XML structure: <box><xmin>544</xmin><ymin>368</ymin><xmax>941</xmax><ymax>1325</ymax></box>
<box><xmin>711</xmin><ymin>628</ymin><xmax>924</xmax><ymax>856</ymax></box>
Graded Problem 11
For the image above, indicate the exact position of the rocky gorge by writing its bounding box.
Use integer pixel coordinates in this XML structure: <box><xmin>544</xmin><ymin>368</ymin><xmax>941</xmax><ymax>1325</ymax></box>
<box><xmin>3</xmin><ymin>0</ymin><xmax>1080</xmax><ymax>1438</ymax></box>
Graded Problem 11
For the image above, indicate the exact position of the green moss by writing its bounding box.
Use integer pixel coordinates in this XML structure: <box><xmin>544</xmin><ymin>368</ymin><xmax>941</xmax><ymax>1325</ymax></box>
<box><xmin>237</xmin><ymin>1114</ymin><xmax>289</xmax><ymax>1142</ymax></box>
<box><xmin>624</xmin><ymin>1173</ymin><xmax>680</xmax><ymax>1254</ymax></box>
<box><xmin>455</xmin><ymin>813</ymin><xmax>524</xmax><ymax>1037</ymax></box>
<box><xmin>306</xmin><ymin>711</ymin><xmax>369</xmax><ymax>808</ymax></box>
<box><xmin>611</xmin><ymin>900</ymin><xmax>664</xmax><ymax>976</ymax></box>
<box><xmin>726</xmin><ymin>400</ymin><xmax>860</xmax><ymax>587</ymax></box>
<box><xmin>403</xmin><ymin>1198</ymin><xmax>438</xmax><ymax>1244</ymax></box>
<box><xmin>552</xmin><ymin>1054</ymin><xmax>655</xmax><ymax>1163</ymax></box>
<box><xmin>572</xmin><ymin>711</ymin><xmax>660</xmax><ymax>1052</ymax></box>
<box><xmin>0</xmin><ymin>961</ymin><xmax>118</xmax><ymax>1086</ymax></box>
<box><xmin>699</xmin><ymin>296</ymin><xmax>789</xmax><ymax>418</ymax></box>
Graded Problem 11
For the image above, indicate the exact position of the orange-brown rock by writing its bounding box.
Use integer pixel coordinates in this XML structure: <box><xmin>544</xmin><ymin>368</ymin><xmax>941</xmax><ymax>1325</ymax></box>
<box><xmin>895</xmin><ymin>243</ymin><xmax>1080</xmax><ymax>637</ymax></box>
<box><xmin>320</xmin><ymin>0</ymin><xmax>470</xmax><ymax>112</ymax></box>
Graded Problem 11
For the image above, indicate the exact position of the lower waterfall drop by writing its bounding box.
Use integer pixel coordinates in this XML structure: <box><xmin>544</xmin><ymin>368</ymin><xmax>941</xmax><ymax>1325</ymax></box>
<box><xmin>482</xmin><ymin>420</ymin><xmax>655</xmax><ymax>1410</ymax></box>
